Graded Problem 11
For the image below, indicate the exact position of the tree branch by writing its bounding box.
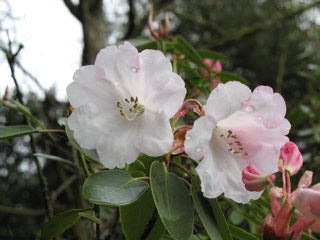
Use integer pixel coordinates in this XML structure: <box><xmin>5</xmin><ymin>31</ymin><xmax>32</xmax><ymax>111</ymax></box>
<box><xmin>63</xmin><ymin>0</ymin><xmax>81</xmax><ymax>20</ymax></box>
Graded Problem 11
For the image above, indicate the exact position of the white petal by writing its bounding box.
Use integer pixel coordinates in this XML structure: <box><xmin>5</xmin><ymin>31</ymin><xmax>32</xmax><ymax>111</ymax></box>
<box><xmin>68</xmin><ymin>103</ymin><xmax>110</xmax><ymax>149</ymax></box>
<box><xmin>96</xmin><ymin>120</ymin><xmax>141</xmax><ymax>169</ymax></box>
<box><xmin>139</xmin><ymin>111</ymin><xmax>173</xmax><ymax>156</ymax></box>
<box><xmin>140</xmin><ymin>50</ymin><xmax>186</xmax><ymax>117</ymax></box>
<box><xmin>67</xmin><ymin>65</ymin><xmax>115</xmax><ymax>108</ymax></box>
<box><xmin>205</xmin><ymin>81</ymin><xmax>251</xmax><ymax>121</ymax></box>
<box><xmin>184</xmin><ymin>115</ymin><xmax>216</xmax><ymax>161</ymax></box>
<box><xmin>216</xmin><ymin>86</ymin><xmax>290</xmax><ymax>174</ymax></box>
<box><xmin>196</xmin><ymin>136</ymin><xmax>262</xmax><ymax>203</ymax></box>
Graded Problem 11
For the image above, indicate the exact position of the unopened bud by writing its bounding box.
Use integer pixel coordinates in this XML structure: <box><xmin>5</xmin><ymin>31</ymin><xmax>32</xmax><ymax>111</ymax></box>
<box><xmin>242</xmin><ymin>165</ymin><xmax>270</xmax><ymax>192</ymax></box>
<box><xmin>294</xmin><ymin>183</ymin><xmax>320</xmax><ymax>222</ymax></box>
<box><xmin>214</xmin><ymin>60</ymin><xmax>222</xmax><ymax>73</ymax></box>
<box><xmin>199</xmin><ymin>58</ymin><xmax>213</xmax><ymax>77</ymax></box>
<box><xmin>280</xmin><ymin>141</ymin><xmax>303</xmax><ymax>176</ymax></box>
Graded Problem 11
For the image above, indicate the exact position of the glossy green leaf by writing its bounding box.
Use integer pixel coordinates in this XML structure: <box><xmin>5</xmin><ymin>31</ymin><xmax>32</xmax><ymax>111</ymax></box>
<box><xmin>0</xmin><ymin>125</ymin><xmax>37</xmax><ymax>140</ymax></box>
<box><xmin>34</xmin><ymin>153</ymin><xmax>80</xmax><ymax>168</ymax></box>
<box><xmin>150</xmin><ymin>161</ymin><xmax>194</xmax><ymax>240</ymax></box>
<box><xmin>120</xmin><ymin>189</ymin><xmax>155</xmax><ymax>240</ymax></box>
<box><xmin>145</xmin><ymin>215</ymin><xmax>166</xmax><ymax>240</ymax></box>
<box><xmin>78</xmin><ymin>212</ymin><xmax>102</xmax><ymax>225</ymax></box>
<box><xmin>229</xmin><ymin>224</ymin><xmax>259</xmax><ymax>240</ymax></box>
<box><xmin>215</xmin><ymin>72</ymin><xmax>248</xmax><ymax>84</ymax></box>
<box><xmin>191</xmin><ymin>185</ymin><xmax>223</xmax><ymax>240</ymax></box>
<box><xmin>301</xmin><ymin>233</ymin><xmax>317</xmax><ymax>240</ymax></box>
<box><xmin>41</xmin><ymin>209</ymin><xmax>85</xmax><ymax>239</ymax></box>
<box><xmin>208</xmin><ymin>198</ymin><xmax>233</xmax><ymax>240</ymax></box>
<box><xmin>175</xmin><ymin>35</ymin><xmax>206</xmax><ymax>68</ymax></box>
<box><xmin>83</xmin><ymin>170</ymin><xmax>149</xmax><ymax>206</ymax></box>
<box><xmin>65</xmin><ymin>122</ymin><xmax>101</xmax><ymax>165</ymax></box>
<box><xmin>198</xmin><ymin>49</ymin><xmax>228</xmax><ymax>61</ymax></box>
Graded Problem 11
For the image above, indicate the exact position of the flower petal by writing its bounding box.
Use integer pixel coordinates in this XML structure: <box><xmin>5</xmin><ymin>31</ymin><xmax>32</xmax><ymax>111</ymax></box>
<box><xmin>68</xmin><ymin>103</ymin><xmax>111</xmax><ymax>149</ymax></box>
<box><xmin>139</xmin><ymin>111</ymin><xmax>173</xmax><ymax>156</ymax></box>
<box><xmin>196</xmin><ymin>135</ymin><xmax>262</xmax><ymax>203</ymax></box>
<box><xmin>184</xmin><ymin>115</ymin><xmax>216</xmax><ymax>161</ymax></box>
<box><xmin>96</xmin><ymin>120</ymin><xmax>141</xmax><ymax>169</ymax></box>
<box><xmin>139</xmin><ymin>50</ymin><xmax>186</xmax><ymax>117</ymax></box>
<box><xmin>205</xmin><ymin>81</ymin><xmax>251</xmax><ymax>121</ymax></box>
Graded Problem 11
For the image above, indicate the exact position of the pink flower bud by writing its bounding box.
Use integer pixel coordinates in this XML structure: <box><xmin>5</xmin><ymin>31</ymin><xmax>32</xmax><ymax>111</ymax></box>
<box><xmin>242</xmin><ymin>165</ymin><xmax>270</xmax><ymax>192</ymax></box>
<box><xmin>214</xmin><ymin>60</ymin><xmax>222</xmax><ymax>72</ymax></box>
<box><xmin>211</xmin><ymin>79</ymin><xmax>222</xmax><ymax>89</ymax></box>
<box><xmin>199</xmin><ymin>58</ymin><xmax>213</xmax><ymax>76</ymax></box>
<box><xmin>280</xmin><ymin>141</ymin><xmax>303</xmax><ymax>176</ymax></box>
<box><xmin>294</xmin><ymin>183</ymin><xmax>320</xmax><ymax>222</ymax></box>
<box><xmin>203</xmin><ymin>58</ymin><xmax>213</xmax><ymax>68</ymax></box>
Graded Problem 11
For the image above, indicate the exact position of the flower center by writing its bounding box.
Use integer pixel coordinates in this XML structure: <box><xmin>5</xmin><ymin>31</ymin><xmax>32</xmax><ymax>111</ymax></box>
<box><xmin>116</xmin><ymin>96</ymin><xmax>145</xmax><ymax>121</ymax></box>
<box><xmin>214</xmin><ymin>126</ymin><xmax>248</xmax><ymax>157</ymax></box>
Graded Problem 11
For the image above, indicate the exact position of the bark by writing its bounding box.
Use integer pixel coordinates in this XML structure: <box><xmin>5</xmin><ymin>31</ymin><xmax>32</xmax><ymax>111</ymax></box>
<box><xmin>64</xmin><ymin>0</ymin><xmax>108</xmax><ymax>65</ymax></box>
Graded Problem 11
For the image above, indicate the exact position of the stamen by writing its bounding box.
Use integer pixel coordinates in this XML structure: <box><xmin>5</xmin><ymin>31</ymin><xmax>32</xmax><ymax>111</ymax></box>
<box><xmin>116</xmin><ymin>96</ymin><xmax>145</xmax><ymax>121</ymax></box>
<box><xmin>214</xmin><ymin>126</ymin><xmax>248</xmax><ymax>157</ymax></box>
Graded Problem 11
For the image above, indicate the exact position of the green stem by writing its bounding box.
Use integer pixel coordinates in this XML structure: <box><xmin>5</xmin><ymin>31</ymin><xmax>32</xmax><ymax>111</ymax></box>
<box><xmin>170</xmin><ymin>161</ymin><xmax>194</xmax><ymax>179</ymax></box>
<box><xmin>81</xmin><ymin>153</ymin><xmax>90</xmax><ymax>177</ymax></box>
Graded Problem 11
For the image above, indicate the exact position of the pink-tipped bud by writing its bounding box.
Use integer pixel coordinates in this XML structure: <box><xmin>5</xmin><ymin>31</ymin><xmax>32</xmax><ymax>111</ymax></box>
<box><xmin>280</xmin><ymin>141</ymin><xmax>303</xmax><ymax>176</ymax></box>
<box><xmin>199</xmin><ymin>58</ymin><xmax>213</xmax><ymax>77</ymax></box>
<box><xmin>214</xmin><ymin>60</ymin><xmax>222</xmax><ymax>73</ymax></box>
<box><xmin>211</xmin><ymin>80</ymin><xmax>222</xmax><ymax>89</ymax></box>
<box><xmin>242</xmin><ymin>165</ymin><xmax>270</xmax><ymax>192</ymax></box>
<box><xmin>294</xmin><ymin>183</ymin><xmax>320</xmax><ymax>222</ymax></box>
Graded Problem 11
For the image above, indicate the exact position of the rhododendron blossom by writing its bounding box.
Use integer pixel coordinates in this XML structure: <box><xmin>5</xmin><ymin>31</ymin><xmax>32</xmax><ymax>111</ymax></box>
<box><xmin>185</xmin><ymin>81</ymin><xmax>290</xmax><ymax>203</ymax></box>
<box><xmin>67</xmin><ymin>42</ymin><xmax>186</xmax><ymax>168</ymax></box>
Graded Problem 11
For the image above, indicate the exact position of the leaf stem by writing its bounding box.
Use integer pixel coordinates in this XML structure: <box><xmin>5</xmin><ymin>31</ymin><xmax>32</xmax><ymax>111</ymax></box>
<box><xmin>81</xmin><ymin>153</ymin><xmax>90</xmax><ymax>177</ymax></box>
<box><xmin>170</xmin><ymin>161</ymin><xmax>194</xmax><ymax>179</ymax></box>
<box><xmin>179</xmin><ymin>177</ymin><xmax>192</xmax><ymax>188</ymax></box>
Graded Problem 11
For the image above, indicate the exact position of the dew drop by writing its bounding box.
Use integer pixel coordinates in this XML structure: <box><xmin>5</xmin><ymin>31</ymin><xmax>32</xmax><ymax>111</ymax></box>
<box><xmin>186</xmin><ymin>135</ymin><xmax>192</xmax><ymax>141</ymax></box>
<box><xmin>114</xmin><ymin>81</ymin><xmax>119</xmax><ymax>86</ymax></box>
<box><xmin>244</xmin><ymin>104</ymin><xmax>255</xmax><ymax>112</ymax></box>
<box><xmin>79</xmin><ymin>106</ymin><xmax>84</xmax><ymax>111</ymax></box>
<box><xmin>257</xmin><ymin>116</ymin><xmax>263</xmax><ymax>121</ymax></box>
<box><xmin>131</xmin><ymin>67</ymin><xmax>138</xmax><ymax>73</ymax></box>
<box><xmin>213</xmin><ymin>89</ymin><xmax>218</xmax><ymax>94</ymax></box>
<box><xmin>266</xmin><ymin>122</ymin><xmax>277</xmax><ymax>129</ymax></box>
<box><xmin>196</xmin><ymin>147</ymin><xmax>202</xmax><ymax>152</ymax></box>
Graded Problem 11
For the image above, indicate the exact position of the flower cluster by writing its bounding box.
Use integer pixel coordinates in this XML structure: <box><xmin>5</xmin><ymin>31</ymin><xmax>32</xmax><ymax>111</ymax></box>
<box><xmin>67</xmin><ymin>43</ymin><xmax>292</xmax><ymax>204</ymax></box>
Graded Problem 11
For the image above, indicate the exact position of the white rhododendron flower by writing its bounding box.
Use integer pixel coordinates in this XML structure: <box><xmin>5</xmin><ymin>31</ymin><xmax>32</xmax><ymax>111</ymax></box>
<box><xmin>67</xmin><ymin>42</ymin><xmax>186</xmax><ymax>168</ymax></box>
<box><xmin>185</xmin><ymin>81</ymin><xmax>290</xmax><ymax>203</ymax></box>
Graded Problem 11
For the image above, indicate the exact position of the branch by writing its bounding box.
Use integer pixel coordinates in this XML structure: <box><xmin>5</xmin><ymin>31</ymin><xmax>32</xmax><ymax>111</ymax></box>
<box><xmin>0</xmin><ymin>205</ymin><xmax>45</xmax><ymax>216</ymax></box>
<box><xmin>51</xmin><ymin>174</ymin><xmax>78</xmax><ymax>203</ymax></box>
<box><xmin>63</xmin><ymin>0</ymin><xmax>81</xmax><ymax>20</ymax></box>
<box><xmin>123</xmin><ymin>0</ymin><xmax>136</xmax><ymax>39</ymax></box>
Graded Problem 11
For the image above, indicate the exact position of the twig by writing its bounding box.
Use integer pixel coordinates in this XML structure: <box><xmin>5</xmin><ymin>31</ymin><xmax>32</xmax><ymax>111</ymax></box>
<box><xmin>4</xmin><ymin>35</ymin><xmax>54</xmax><ymax>218</ymax></box>
<box><xmin>170</xmin><ymin>161</ymin><xmax>194</xmax><ymax>179</ymax></box>
<box><xmin>51</xmin><ymin>174</ymin><xmax>78</xmax><ymax>204</ymax></box>
<box><xmin>0</xmin><ymin>205</ymin><xmax>45</xmax><ymax>216</ymax></box>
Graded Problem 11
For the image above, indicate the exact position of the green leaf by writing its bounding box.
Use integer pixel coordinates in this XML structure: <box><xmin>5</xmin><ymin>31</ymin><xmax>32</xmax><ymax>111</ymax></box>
<box><xmin>0</xmin><ymin>125</ymin><xmax>38</xmax><ymax>140</ymax></box>
<box><xmin>215</xmin><ymin>72</ymin><xmax>248</xmax><ymax>84</ymax></box>
<box><xmin>198</xmin><ymin>49</ymin><xmax>228</xmax><ymax>61</ymax></box>
<box><xmin>65</xmin><ymin>121</ymin><xmax>101</xmax><ymax>165</ymax></box>
<box><xmin>208</xmin><ymin>198</ymin><xmax>233</xmax><ymax>240</ymax></box>
<box><xmin>78</xmin><ymin>212</ymin><xmax>102</xmax><ymax>225</ymax></box>
<box><xmin>120</xmin><ymin>189</ymin><xmax>155</xmax><ymax>240</ymax></box>
<box><xmin>229</xmin><ymin>224</ymin><xmax>259</xmax><ymax>240</ymax></box>
<box><xmin>191</xmin><ymin>185</ymin><xmax>223</xmax><ymax>240</ymax></box>
<box><xmin>41</xmin><ymin>209</ymin><xmax>85</xmax><ymax>239</ymax></box>
<box><xmin>175</xmin><ymin>35</ymin><xmax>206</xmax><ymax>67</ymax></box>
<box><xmin>301</xmin><ymin>233</ymin><xmax>317</xmax><ymax>240</ymax></box>
<box><xmin>9</xmin><ymin>99</ymin><xmax>46</xmax><ymax>129</ymax></box>
<box><xmin>34</xmin><ymin>153</ymin><xmax>80</xmax><ymax>169</ymax></box>
<box><xmin>124</xmin><ymin>38</ymin><xmax>158</xmax><ymax>51</ymax></box>
<box><xmin>150</xmin><ymin>161</ymin><xmax>194</xmax><ymax>240</ymax></box>
<box><xmin>145</xmin><ymin>215</ymin><xmax>166</xmax><ymax>240</ymax></box>
<box><xmin>83</xmin><ymin>170</ymin><xmax>149</xmax><ymax>206</ymax></box>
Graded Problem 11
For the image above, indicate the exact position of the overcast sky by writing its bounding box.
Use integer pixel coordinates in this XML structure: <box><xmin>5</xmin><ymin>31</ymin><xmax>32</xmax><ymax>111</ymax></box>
<box><xmin>0</xmin><ymin>0</ymin><xmax>83</xmax><ymax>101</ymax></box>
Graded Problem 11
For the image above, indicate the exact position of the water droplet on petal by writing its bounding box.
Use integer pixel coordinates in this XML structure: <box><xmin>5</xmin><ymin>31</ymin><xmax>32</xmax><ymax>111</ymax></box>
<box><xmin>257</xmin><ymin>116</ymin><xmax>263</xmax><ymax>121</ymax></box>
<box><xmin>131</xmin><ymin>67</ymin><xmax>138</xmax><ymax>73</ymax></box>
<box><xmin>213</xmin><ymin>89</ymin><xmax>218</xmax><ymax>94</ymax></box>
<box><xmin>186</xmin><ymin>135</ymin><xmax>192</xmax><ymax>141</ymax></box>
<box><xmin>244</xmin><ymin>104</ymin><xmax>255</xmax><ymax>112</ymax></box>
<box><xmin>114</xmin><ymin>81</ymin><xmax>119</xmax><ymax>86</ymax></box>
<box><xmin>254</xmin><ymin>88</ymin><xmax>259</xmax><ymax>93</ymax></box>
<box><xmin>266</xmin><ymin>121</ymin><xmax>277</xmax><ymax>129</ymax></box>
<box><xmin>196</xmin><ymin>147</ymin><xmax>202</xmax><ymax>152</ymax></box>
<box><xmin>79</xmin><ymin>106</ymin><xmax>84</xmax><ymax>111</ymax></box>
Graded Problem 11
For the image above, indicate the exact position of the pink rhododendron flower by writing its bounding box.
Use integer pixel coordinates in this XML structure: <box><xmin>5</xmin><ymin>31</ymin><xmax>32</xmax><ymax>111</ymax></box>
<box><xmin>67</xmin><ymin>42</ymin><xmax>186</xmax><ymax>168</ymax></box>
<box><xmin>184</xmin><ymin>81</ymin><xmax>290</xmax><ymax>203</ymax></box>
<box><xmin>280</xmin><ymin>141</ymin><xmax>303</xmax><ymax>176</ymax></box>
<box><xmin>294</xmin><ymin>183</ymin><xmax>320</xmax><ymax>222</ymax></box>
